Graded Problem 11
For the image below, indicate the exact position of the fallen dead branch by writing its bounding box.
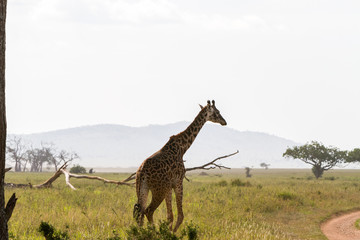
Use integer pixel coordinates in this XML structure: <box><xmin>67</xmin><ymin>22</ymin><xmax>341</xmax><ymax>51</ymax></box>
<box><xmin>4</xmin><ymin>162</ymin><xmax>68</xmax><ymax>189</ymax></box>
<box><xmin>185</xmin><ymin>150</ymin><xmax>238</xmax><ymax>172</ymax></box>
<box><xmin>60</xmin><ymin>168</ymin><xmax>134</xmax><ymax>190</ymax></box>
<box><xmin>5</xmin><ymin>151</ymin><xmax>238</xmax><ymax>190</ymax></box>
<box><xmin>33</xmin><ymin>162</ymin><xmax>69</xmax><ymax>188</ymax></box>
<box><xmin>5</xmin><ymin>161</ymin><xmax>135</xmax><ymax>190</ymax></box>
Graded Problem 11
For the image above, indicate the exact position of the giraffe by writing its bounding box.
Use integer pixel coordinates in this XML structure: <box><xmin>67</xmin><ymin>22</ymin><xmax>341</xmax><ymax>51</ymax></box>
<box><xmin>133</xmin><ymin>100</ymin><xmax>227</xmax><ymax>232</ymax></box>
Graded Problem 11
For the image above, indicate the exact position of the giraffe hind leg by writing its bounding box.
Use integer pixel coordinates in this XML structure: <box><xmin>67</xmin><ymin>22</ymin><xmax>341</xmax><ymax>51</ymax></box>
<box><xmin>165</xmin><ymin>189</ymin><xmax>174</xmax><ymax>230</ymax></box>
<box><xmin>173</xmin><ymin>183</ymin><xmax>184</xmax><ymax>232</ymax></box>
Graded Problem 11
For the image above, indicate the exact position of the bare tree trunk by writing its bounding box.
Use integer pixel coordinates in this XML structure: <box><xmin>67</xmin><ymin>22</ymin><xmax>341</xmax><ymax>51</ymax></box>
<box><xmin>22</xmin><ymin>159</ymin><xmax>28</xmax><ymax>172</ymax></box>
<box><xmin>14</xmin><ymin>161</ymin><xmax>21</xmax><ymax>172</ymax></box>
<box><xmin>0</xmin><ymin>0</ymin><xmax>9</xmax><ymax>238</ymax></box>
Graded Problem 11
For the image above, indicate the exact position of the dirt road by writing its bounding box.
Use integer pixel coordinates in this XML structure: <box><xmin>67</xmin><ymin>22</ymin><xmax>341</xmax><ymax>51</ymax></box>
<box><xmin>321</xmin><ymin>211</ymin><xmax>360</xmax><ymax>240</ymax></box>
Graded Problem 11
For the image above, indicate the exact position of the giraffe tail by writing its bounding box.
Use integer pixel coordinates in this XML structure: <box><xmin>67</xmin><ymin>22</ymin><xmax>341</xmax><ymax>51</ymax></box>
<box><xmin>134</xmin><ymin>168</ymin><xmax>145</xmax><ymax>224</ymax></box>
<box><xmin>133</xmin><ymin>171</ymin><xmax>142</xmax><ymax>222</ymax></box>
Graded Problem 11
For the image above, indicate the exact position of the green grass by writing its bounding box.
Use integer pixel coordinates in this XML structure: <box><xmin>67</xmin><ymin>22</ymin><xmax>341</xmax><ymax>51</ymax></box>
<box><xmin>5</xmin><ymin>169</ymin><xmax>360</xmax><ymax>239</ymax></box>
<box><xmin>355</xmin><ymin>218</ymin><xmax>360</xmax><ymax>230</ymax></box>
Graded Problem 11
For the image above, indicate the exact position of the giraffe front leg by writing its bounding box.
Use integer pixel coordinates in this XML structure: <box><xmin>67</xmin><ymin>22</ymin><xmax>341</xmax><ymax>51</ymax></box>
<box><xmin>165</xmin><ymin>189</ymin><xmax>174</xmax><ymax>230</ymax></box>
<box><xmin>173</xmin><ymin>183</ymin><xmax>184</xmax><ymax>232</ymax></box>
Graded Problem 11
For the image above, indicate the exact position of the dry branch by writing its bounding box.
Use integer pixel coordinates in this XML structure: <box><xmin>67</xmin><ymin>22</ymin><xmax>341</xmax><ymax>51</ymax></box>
<box><xmin>185</xmin><ymin>150</ymin><xmax>238</xmax><ymax>172</ymax></box>
<box><xmin>33</xmin><ymin>162</ymin><xmax>69</xmax><ymax>188</ymax></box>
<box><xmin>60</xmin><ymin>169</ymin><xmax>76</xmax><ymax>190</ymax></box>
<box><xmin>60</xmin><ymin>168</ymin><xmax>134</xmax><ymax>190</ymax></box>
<box><xmin>122</xmin><ymin>172</ymin><xmax>136</xmax><ymax>183</ymax></box>
<box><xmin>4</xmin><ymin>163</ymin><xmax>69</xmax><ymax>189</ymax></box>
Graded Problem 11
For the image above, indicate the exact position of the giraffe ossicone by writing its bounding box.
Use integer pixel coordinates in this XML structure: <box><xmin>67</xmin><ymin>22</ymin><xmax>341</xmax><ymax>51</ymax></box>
<box><xmin>134</xmin><ymin>100</ymin><xmax>227</xmax><ymax>232</ymax></box>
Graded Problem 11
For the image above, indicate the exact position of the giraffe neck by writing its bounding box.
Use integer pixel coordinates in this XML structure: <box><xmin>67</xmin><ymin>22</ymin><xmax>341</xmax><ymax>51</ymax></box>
<box><xmin>176</xmin><ymin>107</ymin><xmax>208</xmax><ymax>154</ymax></box>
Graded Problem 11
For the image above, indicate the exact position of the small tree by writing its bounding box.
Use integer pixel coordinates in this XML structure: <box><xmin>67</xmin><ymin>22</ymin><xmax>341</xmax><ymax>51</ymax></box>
<box><xmin>27</xmin><ymin>146</ymin><xmax>53</xmax><ymax>172</ymax></box>
<box><xmin>6</xmin><ymin>136</ymin><xmax>27</xmax><ymax>172</ymax></box>
<box><xmin>56</xmin><ymin>150</ymin><xmax>79</xmax><ymax>170</ymax></box>
<box><xmin>245</xmin><ymin>167</ymin><xmax>252</xmax><ymax>178</ymax></box>
<box><xmin>283</xmin><ymin>141</ymin><xmax>347</xmax><ymax>179</ymax></box>
<box><xmin>260</xmin><ymin>162</ymin><xmax>270</xmax><ymax>170</ymax></box>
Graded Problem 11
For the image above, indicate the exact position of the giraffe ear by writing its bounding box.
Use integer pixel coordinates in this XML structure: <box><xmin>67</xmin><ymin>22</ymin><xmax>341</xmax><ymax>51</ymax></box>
<box><xmin>199</xmin><ymin>104</ymin><xmax>204</xmax><ymax>109</ymax></box>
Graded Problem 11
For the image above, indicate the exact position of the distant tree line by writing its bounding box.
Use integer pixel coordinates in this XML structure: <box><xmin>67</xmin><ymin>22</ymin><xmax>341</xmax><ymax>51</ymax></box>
<box><xmin>284</xmin><ymin>141</ymin><xmax>360</xmax><ymax>179</ymax></box>
<box><xmin>6</xmin><ymin>136</ymin><xmax>79</xmax><ymax>172</ymax></box>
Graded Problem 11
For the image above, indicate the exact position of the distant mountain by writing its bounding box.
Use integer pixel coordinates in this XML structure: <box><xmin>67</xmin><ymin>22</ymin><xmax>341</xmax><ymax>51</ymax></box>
<box><xmin>13</xmin><ymin>123</ymin><xmax>306</xmax><ymax>169</ymax></box>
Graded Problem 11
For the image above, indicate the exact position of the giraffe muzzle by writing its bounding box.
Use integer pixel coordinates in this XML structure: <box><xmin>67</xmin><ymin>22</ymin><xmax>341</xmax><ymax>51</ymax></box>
<box><xmin>220</xmin><ymin>119</ymin><xmax>227</xmax><ymax>126</ymax></box>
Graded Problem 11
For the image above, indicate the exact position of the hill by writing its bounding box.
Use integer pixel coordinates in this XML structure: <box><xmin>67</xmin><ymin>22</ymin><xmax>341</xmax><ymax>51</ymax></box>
<box><xmin>14</xmin><ymin>122</ymin><xmax>305</xmax><ymax>169</ymax></box>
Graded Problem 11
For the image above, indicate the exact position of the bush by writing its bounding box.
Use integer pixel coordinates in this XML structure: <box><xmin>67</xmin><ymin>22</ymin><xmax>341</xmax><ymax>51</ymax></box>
<box><xmin>38</xmin><ymin>221</ymin><xmax>69</xmax><ymax>240</ymax></box>
<box><xmin>70</xmin><ymin>164</ymin><xmax>86</xmax><ymax>174</ymax></box>
<box><xmin>325</xmin><ymin>176</ymin><xmax>336</xmax><ymax>181</ymax></box>
<box><xmin>126</xmin><ymin>221</ymin><xmax>199</xmax><ymax>240</ymax></box>
<box><xmin>231</xmin><ymin>179</ymin><xmax>252</xmax><ymax>187</ymax></box>
<box><xmin>216</xmin><ymin>180</ymin><xmax>228</xmax><ymax>187</ymax></box>
<box><xmin>277</xmin><ymin>192</ymin><xmax>296</xmax><ymax>201</ymax></box>
<box><xmin>355</xmin><ymin>218</ymin><xmax>360</xmax><ymax>230</ymax></box>
<box><xmin>126</xmin><ymin>222</ymin><xmax>177</xmax><ymax>240</ymax></box>
<box><xmin>181</xmin><ymin>221</ymin><xmax>199</xmax><ymax>240</ymax></box>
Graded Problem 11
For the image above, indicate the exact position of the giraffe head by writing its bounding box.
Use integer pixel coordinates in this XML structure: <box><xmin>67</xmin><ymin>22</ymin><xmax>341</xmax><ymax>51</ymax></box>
<box><xmin>200</xmin><ymin>100</ymin><xmax>227</xmax><ymax>126</ymax></box>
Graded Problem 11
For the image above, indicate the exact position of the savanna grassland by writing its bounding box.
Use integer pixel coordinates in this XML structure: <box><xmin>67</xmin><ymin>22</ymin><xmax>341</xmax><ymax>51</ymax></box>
<box><xmin>5</xmin><ymin>169</ymin><xmax>360</xmax><ymax>239</ymax></box>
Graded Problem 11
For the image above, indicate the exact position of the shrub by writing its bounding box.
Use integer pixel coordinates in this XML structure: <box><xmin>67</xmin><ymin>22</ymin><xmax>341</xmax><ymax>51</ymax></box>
<box><xmin>325</xmin><ymin>176</ymin><xmax>336</xmax><ymax>181</ymax></box>
<box><xmin>126</xmin><ymin>222</ymin><xmax>177</xmax><ymax>240</ymax></box>
<box><xmin>70</xmin><ymin>164</ymin><xmax>86</xmax><ymax>174</ymax></box>
<box><xmin>277</xmin><ymin>192</ymin><xmax>296</xmax><ymax>201</ymax></box>
<box><xmin>231</xmin><ymin>179</ymin><xmax>252</xmax><ymax>187</ymax></box>
<box><xmin>38</xmin><ymin>221</ymin><xmax>69</xmax><ymax>240</ymax></box>
<box><xmin>199</xmin><ymin>172</ymin><xmax>209</xmax><ymax>176</ymax></box>
<box><xmin>181</xmin><ymin>221</ymin><xmax>199</xmax><ymax>240</ymax></box>
<box><xmin>355</xmin><ymin>218</ymin><xmax>360</xmax><ymax>230</ymax></box>
<box><xmin>126</xmin><ymin>221</ymin><xmax>199</xmax><ymax>240</ymax></box>
<box><xmin>216</xmin><ymin>180</ymin><xmax>228</xmax><ymax>187</ymax></box>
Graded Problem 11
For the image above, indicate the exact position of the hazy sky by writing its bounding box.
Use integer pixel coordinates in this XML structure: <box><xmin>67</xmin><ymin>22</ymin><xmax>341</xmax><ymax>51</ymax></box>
<box><xmin>6</xmin><ymin>0</ymin><xmax>360</xmax><ymax>150</ymax></box>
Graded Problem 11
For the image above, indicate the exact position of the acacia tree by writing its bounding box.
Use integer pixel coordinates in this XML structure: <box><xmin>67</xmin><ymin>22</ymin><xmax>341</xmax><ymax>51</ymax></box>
<box><xmin>6</xmin><ymin>136</ymin><xmax>27</xmax><ymax>172</ymax></box>
<box><xmin>260</xmin><ymin>162</ymin><xmax>270</xmax><ymax>170</ymax></box>
<box><xmin>283</xmin><ymin>141</ymin><xmax>347</xmax><ymax>179</ymax></box>
<box><xmin>56</xmin><ymin>150</ymin><xmax>79</xmax><ymax>171</ymax></box>
<box><xmin>27</xmin><ymin>146</ymin><xmax>54</xmax><ymax>172</ymax></box>
<box><xmin>5</xmin><ymin>139</ymin><xmax>79</xmax><ymax>172</ymax></box>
